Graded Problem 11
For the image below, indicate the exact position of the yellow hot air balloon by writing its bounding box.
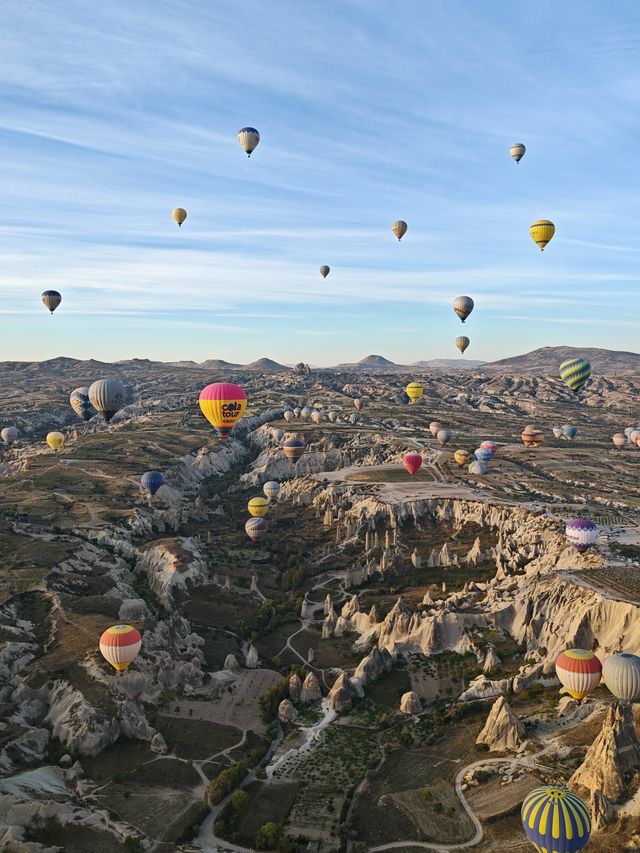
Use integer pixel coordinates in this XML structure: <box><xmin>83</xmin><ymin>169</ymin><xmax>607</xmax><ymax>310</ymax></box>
<box><xmin>453</xmin><ymin>449</ymin><xmax>471</xmax><ymax>466</ymax></box>
<box><xmin>199</xmin><ymin>383</ymin><xmax>248</xmax><ymax>440</ymax></box>
<box><xmin>530</xmin><ymin>219</ymin><xmax>555</xmax><ymax>251</ymax></box>
<box><xmin>172</xmin><ymin>208</ymin><xmax>187</xmax><ymax>227</ymax></box>
<box><xmin>391</xmin><ymin>220</ymin><xmax>408</xmax><ymax>241</ymax></box>
<box><xmin>46</xmin><ymin>431</ymin><xmax>65</xmax><ymax>452</ymax></box>
<box><xmin>100</xmin><ymin>625</ymin><xmax>142</xmax><ymax>672</ymax></box>
<box><xmin>248</xmin><ymin>497</ymin><xmax>270</xmax><ymax>517</ymax></box>
<box><xmin>405</xmin><ymin>382</ymin><xmax>424</xmax><ymax>404</ymax></box>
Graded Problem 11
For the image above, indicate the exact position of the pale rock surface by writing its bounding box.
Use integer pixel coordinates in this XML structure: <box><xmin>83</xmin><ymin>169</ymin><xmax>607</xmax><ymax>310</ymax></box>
<box><xmin>278</xmin><ymin>699</ymin><xmax>297</xmax><ymax>724</ymax></box>
<box><xmin>0</xmin><ymin>729</ymin><xmax>49</xmax><ymax>774</ymax></box>
<box><xmin>591</xmin><ymin>790</ymin><xmax>614</xmax><ymax>830</ymax></box>
<box><xmin>150</xmin><ymin>732</ymin><xmax>168</xmax><ymax>755</ymax></box>
<box><xmin>328</xmin><ymin>673</ymin><xmax>355</xmax><ymax>712</ymax></box>
<box><xmin>483</xmin><ymin>646</ymin><xmax>501</xmax><ymax>675</ymax></box>
<box><xmin>44</xmin><ymin>681</ymin><xmax>119</xmax><ymax>757</ymax></box>
<box><xmin>400</xmin><ymin>691</ymin><xmax>421</xmax><ymax>715</ymax></box>
<box><xmin>476</xmin><ymin>697</ymin><xmax>526</xmax><ymax>752</ymax></box>
<box><xmin>224</xmin><ymin>654</ymin><xmax>240</xmax><ymax>673</ymax></box>
<box><xmin>341</xmin><ymin>594</ymin><xmax>360</xmax><ymax>619</ymax></box>
<box><xmin>245</xmin><ymin>645</ymin><xmax>259</xmax><ymax>669</ymax></box>
<box><xmin>300</xmin><ymin>672</ymin><xmax>321</xmax><ymax>703</ymax></box>
<box><xmin>289</xmin><ymin>674</ymin><xmax>302</xmax><ymax>703</ymax></box>
<box><xmin>352</xmin><ymin>646</ymin><xmax>394</xmax><ymax>694</ymax></box>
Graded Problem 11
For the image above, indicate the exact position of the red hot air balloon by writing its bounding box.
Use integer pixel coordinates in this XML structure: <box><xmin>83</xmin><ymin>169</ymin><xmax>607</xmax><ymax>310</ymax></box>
<box><xmin>245</xmin><ymin>517</ymin><xmax>268</xmax><ymax>543</ymax></box>
<box><xmin>402</xmin><ymin>453</ymin><xmax>423</xmax><ymax>475</ymax></box>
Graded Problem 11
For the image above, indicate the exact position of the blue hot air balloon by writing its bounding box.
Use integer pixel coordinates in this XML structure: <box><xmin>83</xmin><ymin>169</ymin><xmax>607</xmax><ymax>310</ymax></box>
<box><xmin>474</xmin><ymin>447</ymin><xmax>493</xmax><ymax>463</ymax></box>
<box><xmin>70</xmin><ymin>387</ymin><xmax>96</xmax><ymax>422</ymax></box>
<box><xmin>521</xmin><ymin>786</ymin><xmax>591</xmax><ymax>853</ymax></box>
<box><xmin>562</xmin><ymin>424</ymin><xmax>578</xmax><ymax>440</ymax></box>
<box><xmin>141</xmin><ymin>471</ymin><xmax>165</xmax><ymax>496</ymax></box>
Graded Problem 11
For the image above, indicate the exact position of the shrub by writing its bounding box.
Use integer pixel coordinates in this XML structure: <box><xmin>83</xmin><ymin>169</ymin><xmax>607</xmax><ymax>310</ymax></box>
<box><xmin>255</xmin><ymin>821</ymin><xmax>280</xmax><ymax>849</ymax></box>
<box><xmin>207</xmin><ymin>763</ymin><xmax>246</xmax><ymax>805</ymax></box>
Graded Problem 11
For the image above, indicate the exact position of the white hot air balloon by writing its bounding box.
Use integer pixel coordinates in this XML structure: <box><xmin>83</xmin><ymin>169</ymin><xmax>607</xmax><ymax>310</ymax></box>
<box><xmin>237</xmin><ymin>127</ymin><xmax>260</xmax><ymax>157</ymax></box>
<box><xmin>602</xmin><ymin>653</ymin><xmax>640</xmax><ymax>702</ymax></box>
<box><xmin>283</xmin><ymin>410</ymin><xmax>294</xmax><ymax>422</ymax></box>
<box><xmin>263</xmin><ymin>481</ymin><xmax>281</xmax><ymax>502</ymax></box>
<box><xmin>552</xmin><ymin>425</ymin><xmax>563</xmax><ymax>440</ymax></box>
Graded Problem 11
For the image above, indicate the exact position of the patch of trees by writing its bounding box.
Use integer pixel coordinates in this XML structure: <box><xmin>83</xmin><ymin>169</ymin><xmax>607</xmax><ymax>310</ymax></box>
<box><xmin>207</xmin><ymin>762</ymin><xmax>246</xmax><ymax>805</ymax></box>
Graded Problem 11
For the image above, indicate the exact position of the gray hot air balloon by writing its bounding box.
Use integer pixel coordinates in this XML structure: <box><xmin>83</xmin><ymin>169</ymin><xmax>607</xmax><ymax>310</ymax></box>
<box><xmin>272</xmin><ymin>428</ymin><xmax>285</xmax><ymax>441</ymax></box>
<box><xmin>453</xmin><ymin>296</ymin><xmax>474</xmax><ymax>323</ymax></box>
<box><xmin>311</xmin><ymin>410</ymin><xmax>323</xmax><ymax>424</ymax></box>
<box><xmin>327</xmin><ymin>411</ymin><xmax>338</xmax><ymax>423</ymax></box>
<box><xmin>349</xmin><ymin>412</ymin><xmax>361</xmax><ymax>425</ymax></box>
<box><xmin>41</xmin><ymin>290</ymin><xmax>62</xmax><ymax>314</ymax></box>
<box><xmin>468</xmin><ymin>460</ymin><xmax>487</xmax><ymax>475</ymax></box>
<box><xmin>70</xmin><ymin>387</ymin><xmax>96</xmax><ymax>422</ymax></box>
<box><xmin>283</xmin><ymin>410</ymin><xmax>294</xmax><ymax>422</ymax></box>
<box><xmin>1</xmin><ymin>426</ymin><xmax>19</xmax><ymax>445</ymax></box>
<box><xmin>237</xmin><ymin>127</ymin><xmax>260</xmax><ymax>157</ymax></box>
<box><xmin>436</xmin><ymin>428</ymin><xmax>453</xmax><ymax>447</ymax></box>
<box><xmin>509</xmin><ymin>142</ymin><xmax>526</xmax><ymax>163</ymax></box>
<box><xmin>88</xmin><ymin>379</ymin><xmax>127</xmax><ymax>423</ymax></box>
<box><xmin>300</xmin><ymin>406</ymin><xmax>312</xmax><ymax>421</ymax></box>
<box><xmin>319</xmin><ymin>265</ymin><xmax>330</xmax><ymax>278</ymax></box>
<box><xmin>391</xmin><ymin>220</ymin><xmax>408</xmax><ymax>241</ymax></box>
<box><xmin>455</xmin><ymin>336</ymin><xmax>470</xmax><ymax>355</ymax></box>
<box><xmin>602</xmin><ymin>653</ymin><xmax>640</xmax><ymax>702</ymax></box>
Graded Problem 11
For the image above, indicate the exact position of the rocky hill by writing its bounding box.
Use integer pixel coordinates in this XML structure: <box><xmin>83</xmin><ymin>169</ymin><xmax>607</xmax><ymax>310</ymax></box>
<box><xmin>483</xmin><ymin>346</ymin><xmax>640</xmax><ymax>375</ymax></box>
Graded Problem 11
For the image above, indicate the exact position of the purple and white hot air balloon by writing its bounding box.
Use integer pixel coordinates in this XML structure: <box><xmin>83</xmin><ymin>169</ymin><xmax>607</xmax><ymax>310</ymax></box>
<box><xmin>565</xmin><ymin>518</ymin><xmax>598</xmax><ymax>553</ymax></box>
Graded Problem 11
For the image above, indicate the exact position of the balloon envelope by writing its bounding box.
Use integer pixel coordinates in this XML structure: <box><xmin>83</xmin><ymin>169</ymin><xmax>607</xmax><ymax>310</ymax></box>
<box><xmin>172</xmin><ymin>208</ymin><xmax>187</xmax><ymax>226</ymax></box>
<box><xmin>283</xmin><ymin>439</ymin><xmax>305</xmax><ymax>461</ymax></box>
<box><xmin>552</xmin><ymin>425</ymin><xmax>563</xmax><ymax>439</ymax></box>
<box><xmin>199</xmin><ymin>382</ymin><xmax>247</xmax><ymax>440</ymax></box>
<box><xmin>263</xmin><ymin>481</ymin><xmax>281</xmax><ymax>501</ymax></box>
<box><xmin>562</xmin><ymin>424</ymin><xmax>578</xmax><ymax>440</ymax></box>
<box><xmin>402</xmin><ymin>453</ymin><xmax>422</xmax><ymax>475</ymax></box>
<box><xmin>559</xmin><ymin>358</ymin><xmax>591</xmax><ymax>394</ymax></box>
<box><xmin>521</xmin><ymin>426</ymin><xmax>544</xmax><ymax>447</ymax></box>
<box><xmin>479</xmin><ymin>441</ymin><xmax>497</xmax><ymax>456</ymax></box>
<box><xmin>273</xmin><ymin>428</ymin><xmax>285</xmax><ymax>441</ymax></box>
<box><xmin>100</xmin><ymin>625</ymin><xmax>142</xmax><ymax>672</ymax></box>
<box><xmin>245</xmin><ymin>517</ymin><xmax>268</xmax><ymax>542</ymax></box>
<box><xmin>565</xmin><ymin>518</ymin><xmax>598</xmax><ymax>552</ymax></box>
<box><xmin>436</xmin><ymin>429</ymin><xmax>452</xmax><ymax>446</ymax></box>
<box><xmin>238</xmin><ymin>127</ymin><xmax>260</xmax><ymax>156</ymax></box>
<box><xmin>555</xmin><ymin>649</ymin><xmax>602</xmax><ymax>700</ymax></box>
<box><xmin>141</xmin><ymin>471</ymin><xmax>164</xmax><ymax>496</ymax></box>
<box><xmin>613</xmin><ymin>433</ymin><xmax>628</xmax><ymax>450</ymax></box>
<box><xmin>391</xmin><ymin>220</ymin><xmax>407</xmax><ymax>240</ymax></box>
<box><xmin>283</xmin><ymin>411</ymin><xmax>294</xmax><ymax>422</ymax></box>
<box><xmin>468</xmin><ymin>460</ymin><xmax>487</xmax><ymax>475</ymax></box>
<box><xmin>70</xmin><ymin>387</ymin><xmax>96</xmax><ymax>422</ymax></box>
<box><xmin>530</xmin><ymin>219</ymin><xmax>555</xmax><ymax>250</ymax></box>
<box><xmin>89</xmin><ymin>379</ymin><xmax>127</xmax><ymax>423</ymax></box>
<box><xmin>429</xmin><ymin>422</ymin><xmax>442</xmax><ymax>437</ymax></box>
<box><xmin>1</xmin><ymin>426</ymin><xmax>19</xmax><ymax>445</ymax></box>
<box><xmin>41</xmin><ymin>290</ymin><xmax>62</xmax><ymax>314</ymax></box>
<box><xmin>521</xmin><ymin>787</ymin><xmax>591</xmax><ymax>853</ymax></box>
<box><xmin>46</xmin><ymin>431</ymin><xmax>65</xmax><ymax>452</ymax></box>
<box><xmin>474</xmin><ymin>447</ymin><xmax>492</xmax><ymax>462</ymax></box>
<box><xmin>602</xmin><ymin>652</ymin><xmax>640</xmax><ymax>702</ymax></box>
<box><xmin>405</xmin><ymin>383</ymin><xmax>424</xmax><ymax>404</ymax></box>
<box><xmin>327</xmin><ymin>411</ymin><xmax>338</xmax><ymax>423</ymax></box>
<box><xmin>349</xmin><ymin>413</ymin><xmax>361</xmax><ymax>425</ymax></box>
<box><xmin>510</xmin><ymin>142</ymin><xmax>526</xmax><ymax>162</ymax></box>
<box><xmin>319</xmin><ymin>265</ymin><xmax>330</xmax><ymax>278</ymax></box>
<box><xmin>453</xmin><ymin>449</ymin><xmax>470</xmax><ymax>466</ymax></box>
<box><xmin>453</xmin><ymin>295</ymin><xmax>474</xmax><ymax>323</ymax></box>
<box><xmin>248</xmin><ymin>497</ymin><xmax>270</xmax><ymax>517</ymax></box>
<box><xmin>455</xmin><ymin>336</ymin><xmax>470</xmax><ymax>355</ymax></box>
<box><xmin>354</xmin><ymin>399</ymin><xmax>364</xmax><ymax>411</ymax></box>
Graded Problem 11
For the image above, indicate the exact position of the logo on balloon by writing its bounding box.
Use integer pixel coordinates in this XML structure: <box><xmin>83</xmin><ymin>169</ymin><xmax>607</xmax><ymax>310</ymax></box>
<box><xmin>222</xmin><ymin>402</ymin><xmax>241</xmax><ymax>419</ymax></box>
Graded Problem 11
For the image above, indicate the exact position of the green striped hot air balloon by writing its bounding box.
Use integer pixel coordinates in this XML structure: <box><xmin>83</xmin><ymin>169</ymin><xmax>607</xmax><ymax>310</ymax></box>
<box><xmin>559</xmin><ymin>358</ymin><xmax>591</xmax><ymax>395</ymax></box>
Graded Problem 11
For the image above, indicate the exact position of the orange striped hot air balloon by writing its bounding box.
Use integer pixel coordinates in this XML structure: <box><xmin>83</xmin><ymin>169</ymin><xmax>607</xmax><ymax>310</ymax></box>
<box><xmin>199</xmin><ymin>382</ymin><xmax>247</xmax><ymax>440</ymax></box>
<box><xmin>99</xmin><ymin>625</ymin><xmax>142</xmax><ymax>672</ymax></box>
<box><xmin>555</xmin><ymin>649</ymin><xmax>602</xmax><ymax>701</ymax></box>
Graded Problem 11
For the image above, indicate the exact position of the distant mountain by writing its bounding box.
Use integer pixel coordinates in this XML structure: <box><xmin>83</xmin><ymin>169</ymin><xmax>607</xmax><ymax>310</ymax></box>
<box><xmin>198</xmin><ymin>359</ymin><xmax>240</xmax><ymax>370</ymax></box>
<box><xmin>483</xmin><ymin>346</ymin><xmax>640</xmax><ymax>374</ymax></box>
<box><xmin>334</xmin><ymin>354</ymin><xmax>400</xmax><ymax>370</ymax></box>
<box><xmin>411</xmin><ymin>359</ymin><xmax>486</xmax><ymax>370</ymax></box>
<box><xmin>244</xmin><ymin>358</ymin><xmax>288</xmax><ymax>371</ymax></box>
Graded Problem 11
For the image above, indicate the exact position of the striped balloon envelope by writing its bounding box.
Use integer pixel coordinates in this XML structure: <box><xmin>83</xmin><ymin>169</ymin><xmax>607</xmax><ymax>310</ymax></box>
<box><xmin>602</xmin><ymin>652</ymin><xmax>640</xmax><ymax>702</ymax></box>
<box><xmin>199</xmin><ymin>382</ymin><xmax>247</xmax><ymax>440</ymax></box>
<box><xmin>99</xmin><ymin>625</ymin><xmax>142</xmax><ymax>672</ymax></box>
<box><xmin>248</xmin><ymin>497</ymin><xmax>270</xmax><ymax>517</ymax></box>
<box><xmin>559</xmin><ymin>359</ymin><xmax>591</xmax><ymax>394</ymax></box>
<box><xmin>510</xmin><ymin>142</ymin><xmax>526</xmax><ymax>163</ymax></box>
<box><xmin>263</xmin><ymin>481</ymin><xmax>281</xmax><ymax>501</ymax></box>
<box><xmin>237</xmin><ymin>127</ymin><xmax>260</xmax><ymax>157</ymax></box>
<box><xmin>453</xmin><ymin>449</ymin><xmax>471</xmax><ymax>466</ymax></box>
<box><xmin>555</xmin><ymin>649</ymin><xmax>602</xmax><ymax>700</ymax></box>
<box><xmin>245</xmin><ymin>517</ymin><xmax>268</xmax><ymax>543</ymax></box>
<box><xmin>283</xmin><ymin>439</ymin><xmax>305</xmax><ymax>461</ymax></box>
<box><xmin>530</xmin><ymin>219</ymin><xmax>555</xmax><ymax>251</ymax></box>
<box><xmin>70</xmin><ymin>387</ymin><xmax>96</xmax><ymax>422</ymax></box>
<box><xmin>480</xmin><ymin>440</ymin><xmax>497</xmax><ymax>456</ymax></box>
<box><xmin>521</xmin><ymin>426</ymin><xmax>544</xmax><ymax>447</ymax></box>
<box><xmin>452</xmin><ymin>295</ymin><xmax>474</xmax><ymax>323</ymax></box>
<box><xmin>565</xmin><ymin>519</ymin><xmax>598</xmax><ymax>552</ymax></box>
<box><xmin>521</xmin><ymin>786</ymin><xmax>591</xmax><ymax>853</ymax></box>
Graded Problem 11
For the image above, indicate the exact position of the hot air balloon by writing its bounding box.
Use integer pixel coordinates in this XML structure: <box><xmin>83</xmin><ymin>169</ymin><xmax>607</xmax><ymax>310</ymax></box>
<box><xmin>562</xmin><ymin>424</ymin><xmax>578</xmax><ymax>440</ymax></box>
<box><xmin>453</xmin><ymin>449</ymin><xmax>471</xmax><ymax>466</ymax></box>
<box><xmin>69</xmin><ymin>387</ymin><xmax>96</xmax><ymax>422</ymax></box>
<box><xmin>1</xmin><ymin>426</ymin><xmax>19</xmax><ymax>445</ymax></box>
<box><xmin>273</xmin><ymin>428</ymin><xmax>285</xmax><ymax>441</ymax></box>
<box><xmin>199</xmin><ymin>382</ymin><xmax>247</xmax><ymax>440</ymax></box>
<box><xmin>559</xmin><ymin>358</ymin><xmax>591</xmax><ymax>394</ymax></box>
<box><xmin>453</xmin><ymin>296</ymin><xmax>474</xmax><ymax>323</ymax></box>
<box><xmin>391</xmin><ymin>220</ymin><xmax>407</xmax><ymax>241</ymax></box>
<box><xmin>245</xmin><ymin>517</ymin><xmax>268</xmax><ymax>542</ymax></box>
<box><xmin>565</xmin><ymin>518</ymin><xmax>598</xmax><ymax>552</ymax></box>
<box><xmin>405</xmin><ymin>383</ymin><xmax>424</xmax><ymax>404</ymax></box>
<box><xmin>293</xmin><ymin>407</ymin><xmax>301</xmax><ymax>418</ymax></box>
<box><xmin>480</xmin><ymin>441</ymin><xmax>497</xmax><ymax>456</ymax></box>
<box><xmin>521</xmin><ymin>426</ymin><xmax>544</xmax><ymax>447</ymax></box>
<box><xmin>429</xmin><ymin>422</ymin><xmax>442</xmax><ymax>437</ymax></box>
<box><xmin>455</xmin><ymin>336</ymin><xmax>470</xmax><ymax>355</ymax></box>
<box><xmin>349</xmin><ymin>413</ymin><xmax>361</xmax><ymax>425</ymax></box>
<box><xmin>89</xmin><ymin>379</ymin><xmax>127</xmax><ymax>423</ymax></box>
<box><xmin>263</xmin><ymin>481</ymin><xmax>281</xmax><ymax>501</ymax></box>
<box><xmin>283</xmin><ymin>439</ymin><xmax>305</xmax><ymax>461</ymax></box>
<box><xmin>602</xmin><ymin>653</ymin><xmax>640</xmax><ymax>702</ymax></box>
<box><xmin>311</xmin><ymin>411</ymin><xmax>323</xmax><ymax>424</ymax></box>
<box><xmin>629</xmin><ymin>429</ymin><xmax>640</xmax><ymax>445</ymax></box>
<box><xmin>46</xmin><ymin>431</ymin><xmax>65</xmax><ymax>452</ymax></box>
<box><xmin>283</xmin><ymin>410</ymin><xmax>294</xmax><ymax>422</ymax></box>
<box><xmin>436</xmin><ymin>429</ymin><xmax>452</xmax><ymax>447</ymax></box>
<box><xmin>402</xmin><ymin>452</ymin><xmax>422</xmax><ymax>476</ymax></box>
<box><xmin>141</xmin><ymin>471</ymin><xmax>164</xmax><ymax>496</ymax></box>
<box><xmin>100</xmin><ymin>625</ymin><xmax>142</xmax><ymax>673</ymax></box>
<box><xmin>468</xmin><ymin>460</ymin><xmax>487</xmax><ymax>475</ymax></box>
<box><xmin>248</xmin><ymin>497</ymin><xmax>270</xmax><ymax>518</ymax></box>
<box><xmin>510</xmin><ymin>142</ymin><xmax>526</xmax><ymax>163</ymax></box>
<box><xmin>521</xmin><ymin>787</ymin><xmax>591</xmax><ymax>853</ymax></box>
<box><xmin>237</xmin><ymin>127</ymin><xmax>260</xmax><ymax>157</ymax></box>
<box><xmin>41</xmin><ymin>290</ymin><xmax>62</xmax><ymax>314</ymax></box>
<box><xmin>613</xmin><ymin>433</ymin><xmax>627</xmax><ymax>450</ymax></box>
<box><xmin>555</xmin><ymin>649</ymin><xmax>602</xmax><ymax>700</ymax></box>
<box><xmin>319</xmin><ymin>265</ymin><xmax>330</xmax><ymax>278</ymax></box>
<box><xmin>474</xmin><ymin>447</ymin><xmax>492</xmax><ymax>463</ymax></box>
<box><xmin>354</xmin><ymin>399</ymin><xmax>364</xmax><ymax>412</ymax></box>
<box><xmin>552</xmin><ymin>425</ymin><xmax>563</xmax><ymax>439</ymax></box>
<box><xmin>327</xmin><ymin>411</ymin><xmax>338</xmax><ymax>423</ymax></box>
<box><xmin>172</xmin><ymin>208</ymin><xmax>187</xmax><ymax>227</ymax></box>
<box><xmin>300</xmin><ymin>406</ymin><xmax>312</xmax><ymax>421</ymax></box>
<box><xmin>530</xmin><ymin>219</ymin><xmax>555</xmax><ymax>251</ymax></box>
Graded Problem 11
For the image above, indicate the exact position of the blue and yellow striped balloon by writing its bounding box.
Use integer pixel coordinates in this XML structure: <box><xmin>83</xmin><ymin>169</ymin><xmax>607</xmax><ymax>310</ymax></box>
<box><xmin>559</xmin><ymin>359</ymin><xmax>591</xmax><ymax>395</ymax></box>
<box><xmin>521</xmin><ymin>787</ymin><xmax>591</xmax><ymax>853</ymax></box>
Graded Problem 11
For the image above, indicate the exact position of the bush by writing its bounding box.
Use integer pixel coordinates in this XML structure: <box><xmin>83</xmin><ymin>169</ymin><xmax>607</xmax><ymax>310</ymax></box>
<box><xmin>207</xmin><ymin>763</ymin><xmax>246</xmax><ymax>805</ymax></box>
<box><xmin>422</xmin><ymin>788</ymin><xmax>432</xmax><ymax>801</ymax></box>
<box><xmin>255</xmin><ymin>821</ymin><xmax>280</xmax><ymax>849</ymax></box>
<box><xmin>231</xmin><ymin>789</ymin><xmax>248</xmax><ymax>813</ymax></box>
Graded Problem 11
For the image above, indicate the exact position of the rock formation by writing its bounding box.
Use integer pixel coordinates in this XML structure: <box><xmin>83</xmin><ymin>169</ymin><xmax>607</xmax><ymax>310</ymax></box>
<box><xmin>483</xmin><ymin>646</ymin><xmax>501</xmax><ymax>675</ymax></box>
<box><xmin>328</xmin><ymin>673</ymin><xmax>356</xmax><ymax>712</ymax></box>
<box><xmin>300</xmin><ymin>672</ymin><xmax>321</xmax><ymax>703</ymax></box>
<box><xmin>278</xmin><ymin>699</ymin><xmax>297</xmax><ymax>724</ymax></box>
<box><xmin>245</xmin><ymin>644</ymin><xmax>259</xmax><ymax>669</ymax></box>
<box><xmin>224</xmin><ymin>654</ymin><xmax>240</xmax><ymax>673</ymax></box>
<box><xmin>476</xmin><ymin>696</ymin><xmax>526</xmax><ymax>752</ymax></box>
<box><xmin>400</xmin><ymin>691</ymin><xmax>421</xmax><ymax>715</ymax></box>
<box><xmin>289</xmin><ymin>673</ymin><xmax>302</xmax><ymax>703</ymax></box>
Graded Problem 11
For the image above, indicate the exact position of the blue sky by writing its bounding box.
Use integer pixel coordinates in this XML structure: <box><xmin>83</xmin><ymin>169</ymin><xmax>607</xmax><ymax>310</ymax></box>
<box><xmin>1</xmin><ymin>1</ymin><xmax>640</xmax><ymax>365</ymax></box>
